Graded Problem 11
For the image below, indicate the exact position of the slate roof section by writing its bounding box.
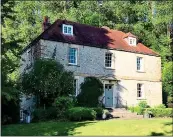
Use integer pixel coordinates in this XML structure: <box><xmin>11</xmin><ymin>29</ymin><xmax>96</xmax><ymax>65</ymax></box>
<box><xmin>22</xmin><ymin>19</ymin><xmax>160</xmax><ymax>56</ymax></box>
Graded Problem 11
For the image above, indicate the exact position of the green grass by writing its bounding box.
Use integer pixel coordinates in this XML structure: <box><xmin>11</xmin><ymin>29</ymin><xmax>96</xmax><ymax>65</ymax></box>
<box><xmin>1</xmin><ymin>118</ymin><xmax>173</xmax><ymax>136</ymax></box>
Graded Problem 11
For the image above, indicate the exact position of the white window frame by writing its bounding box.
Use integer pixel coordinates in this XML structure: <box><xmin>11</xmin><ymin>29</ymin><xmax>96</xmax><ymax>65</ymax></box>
<box><xmin>137</xmin><ymin>83</ymin><xmax>144</xmax><ymax>99</ymax></box>
<box><xmin>105</xmin><ymin>52</ymin><xmax>113</xmax><ymax>68</ymax></box>
<box><xmin>129</xmin><ymin>37</ymin><xmax>136</xmax><ymax>46</ymax></box>
<box><xmin>137</xmin><ymin>57</ymin><xmax>144</xmax><ymax>72</ymax></box>
<box><xmin>62</xmin><ymin>24</ymin><xmax>73</xmax><ymax>35</ymax></box>
<box><xmin>68</xmin><ymin>47</ymin><xmax>77</xmax><ymax>65</ymax></box>
<box><xmin>74</xmin><ymin>79</ymin><xmax>79</xmax><ymax>96</ymax></box>
<box><xmin>20</xmin><ymin>110</ymin><xmax>24</xmax><ymax>121</ymax></box>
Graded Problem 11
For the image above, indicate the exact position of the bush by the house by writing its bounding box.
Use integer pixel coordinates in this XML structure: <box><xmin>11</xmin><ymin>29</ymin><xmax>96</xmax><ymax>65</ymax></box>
<box><xmin>21</xmin><ymin>59</ymin><xmax>74</xmax><ymax>108</ymax></box>
<box><xmin>128</xmin><ymin>101</ymin><xmax>150</xmax><ymax>115</ymax></box>
<box><xmin>167</xmin><ymin>96</ymin><xmax>173</xmax><ymax>108</ymax></box>
<box><xmin>92</xmin><ymin>107</ymin><xmax>104</xmax><ymax>119</ymax></box>
<box><xmin>128</xmin><ymin>106</ymin><xmax>145</xmax><ymax>115</ymax></box>
<box><xmin>145</xmin><ymin>108</ymin><xmax>173</xmax><ymax>117</ymax></box>
<box><xmin>138</xmin><ymin>101</ymin><xmax>150</xmax><ymax>108</ymax></box>
<box><xmin>53</xmin><ymin>96</ymin><xmax>74</xmax><ymax>118</ymax></box>
<box><xmin>154</xmin><ymin>104</ymin><xmax>166</xmax><ymax>108</ymax></box>
<box><xmin>66</xmin><ymin>107</ymin><xmax>96</xmax><ymax>121</ymax></box>
<box><xmin>77</xmin><ymin>77</ymin><xmax>104</xmax><ymax>107</ymax></box>
<box><xmin>32</xmin><ymin>107</ymin><xmax>57</xmax><ymax>122</ymax></box>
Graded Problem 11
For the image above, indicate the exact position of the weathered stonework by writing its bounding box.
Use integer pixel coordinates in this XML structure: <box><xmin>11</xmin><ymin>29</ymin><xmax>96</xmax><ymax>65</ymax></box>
<box><xmin>20</xmin><ymin>39</ymin><xmax>162</xmax><ymax>108</ymax></box>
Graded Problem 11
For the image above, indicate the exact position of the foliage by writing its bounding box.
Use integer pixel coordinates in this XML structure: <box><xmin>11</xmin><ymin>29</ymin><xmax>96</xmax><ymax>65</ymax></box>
<box><xmin>138</xmin><ymin>101</ymin><xmax>150</xmax><ymax>108</ymax></box>
<box><xmin>53</xmin><ymin>96</ymin><xmax>74</xmax><ymax>118</ymax></box>
<box><xmin>128</xmin><ymin>101</ymin><xmax>150</xmax><ymax>115</ymax></box>
<box><xmin>32</xmin><ymin>107</ymin><xmax>57</xmax><ymax>122</ymax></box>
<box><xmin>77</xmin><ymin>77</ymin><xmax>104</xmax><ymax>107</ymax></box>
<box><xmin>128</xmin><ymin>106</ymin><xmax>145</xmax><ymax>115</ymax></box>
<box><xmin>154</xmin><ymin>104</ymin><xmax>166</xmax><ymax>109</ymax></box>
<box><xmin>1</xmin><ymin>99</ymin><xmax>20</xmax><ymax>125</ymax></box>
<box><xmin>1</xmin><ymin>0</ymin><xmax>21</xmax><ymax>125</ymax></box>
<box><xmin>162</xmin><ymin>62</ymin><xmax>173</xmax><ymax>96</ymax></box>
<box><xmin>167</xmin><ymin>96</ymin><xmax>173</xmax><ymax>108</ymax></box>
<box><xmin>145</xmin><ymin>108</ymin><xmax>173</xmax><ymax>117</ymax></box>
<box><xmin>66</xmin><ymin>107</ymin><xmax>96</xmax><ymax>121</ymax></box>
<box><xmin>21</xmin><ymin>58</ymin><xmax>74</xmax><ymax>107</ymax></box>
<box><xmin>92</xmin><ymin>107</ymin><xmax>104</xmax><ymax>119</ymax></box>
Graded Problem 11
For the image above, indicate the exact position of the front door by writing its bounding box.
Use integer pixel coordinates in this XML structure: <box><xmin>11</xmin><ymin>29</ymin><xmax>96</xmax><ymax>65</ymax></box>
<box><xmin>105</xmin><ymin>84</ymin><xmax>113</xmax><ymax>108</ymax></box>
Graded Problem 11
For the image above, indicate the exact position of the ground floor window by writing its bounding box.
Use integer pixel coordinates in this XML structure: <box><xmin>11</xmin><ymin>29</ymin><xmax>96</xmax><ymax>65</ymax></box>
<box><xmin>74</xmin><ymin>79</ymin><xmax>78</xmax><ymax>96</ymax></box>
<box><xmin>137</xmin><ymin>83</ymin><xmax>143</xmax><ymax>98</ymax></box>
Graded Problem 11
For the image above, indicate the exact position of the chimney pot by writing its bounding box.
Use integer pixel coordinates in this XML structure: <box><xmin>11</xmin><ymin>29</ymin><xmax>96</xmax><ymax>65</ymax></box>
<box><xmin>42</xmin><ymin>16</ymin><xmax>51</xmax><ymax>31</ymax></box>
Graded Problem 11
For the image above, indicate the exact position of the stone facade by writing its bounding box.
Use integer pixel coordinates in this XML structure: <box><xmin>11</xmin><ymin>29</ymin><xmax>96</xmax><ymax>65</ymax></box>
<box><xmin>20</xmin><ymin>39</ymin><xmax>162</xmax><ymax>108</ymax></box>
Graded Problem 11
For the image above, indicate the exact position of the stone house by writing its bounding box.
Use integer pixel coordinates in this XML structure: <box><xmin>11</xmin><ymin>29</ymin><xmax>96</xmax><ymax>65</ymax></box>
<box><xmin>20</xmin><ymin>17</ymin><xmax>162</xmax><ymax>118</ymax></box>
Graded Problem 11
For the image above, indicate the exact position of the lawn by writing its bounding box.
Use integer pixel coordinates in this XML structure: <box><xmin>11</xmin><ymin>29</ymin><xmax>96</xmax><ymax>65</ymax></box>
<box><xmin>1</xmin><ymin>118</ymin><xmax>173</xmax><ymax>136</ymax></box>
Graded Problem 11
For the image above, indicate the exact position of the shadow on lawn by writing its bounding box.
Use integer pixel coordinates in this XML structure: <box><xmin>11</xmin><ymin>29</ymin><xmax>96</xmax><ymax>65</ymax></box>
<box><xmin>36</xmin><ymin>121</ymin><xmax>96</xmax><ymax>136</ymax></box>
<box><xmin>1</xmin><ymin>121</ymin><xmax>96</xmax><ymax>136</ymax></box>
<box><xmin>149</xmin><ymin>121</ymin><xmax>173</xmax><ymax>136</ymax></box>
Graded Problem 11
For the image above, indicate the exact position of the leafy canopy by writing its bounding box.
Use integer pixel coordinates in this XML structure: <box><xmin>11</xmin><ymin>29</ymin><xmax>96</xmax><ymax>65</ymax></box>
<box><xmin>77</xmin><ymin>77</ymin><xmax>104</xmax><ymax>107</ymax></box>
<box><xmin>21</xmin><ymin>59</ymin><xmax>74</xmax><ymax>107</ymax></box>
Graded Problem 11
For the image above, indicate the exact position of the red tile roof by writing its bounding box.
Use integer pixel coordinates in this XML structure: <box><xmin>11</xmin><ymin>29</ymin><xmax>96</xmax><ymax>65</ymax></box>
<box><xmin>22</xmin><ymin>19</ymin><xmax>159</xmax><ymax>56</ymax></box>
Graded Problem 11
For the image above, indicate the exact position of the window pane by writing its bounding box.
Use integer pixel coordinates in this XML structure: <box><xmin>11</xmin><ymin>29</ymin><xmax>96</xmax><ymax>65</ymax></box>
<box><xmin>105</xmin><ymin>53</ymin><xmax>112</xmax><ymax>67</ymax></box>
<box><xmin>64</xmin><ymin>26</ymin><xmax>68</xmax><ymax>33</ymax></box>
<box><xmin>137</xmin><ymin>84</ymin><xmax>142</xmax><ymax>97</ymax></box>
<box><xmin>68</xmin><ymin>27</ymin><xmax>71</xmax><ymax>34</ymax></box>
<box><xmin>137</xmin><ymin>57</ymin><xmax>142</xmax><ymax>70</ymax></box>
<box><xmin>69</xmin><ymin>48</ymin><xmax>77</xmax><ymax>64</ymax></box>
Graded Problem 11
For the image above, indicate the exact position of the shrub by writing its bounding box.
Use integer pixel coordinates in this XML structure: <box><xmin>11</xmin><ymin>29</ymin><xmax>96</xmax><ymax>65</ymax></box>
<box><xmin>92</xmin><ymin>107</ymin><xmax>104</xmax><ymax>118</ymax></box>
<box><xmin>128</xmin><ymin>106</ymin><xmax>145</xmax><ymax>115</ymax></box>
<box><xmin>128</xmin><ymin>101</ymin><xmax>150</xmax><ymax>115</ymax></box>
<box><xmin>154</xmin><ymin>104</ymin><xmax>166</xmax><ymax>108</ymax></box>
<box><xmin>77</xmin><ymin>77</ymin><xmax>104</xmax><ymax>107</ymax></box>
<box><xmin>145</xmin><ymin>108</ymin><xmax>173</xmax><ymax>117</ymax></box>
<box><xmin>54</xmin><ymin>96</ymin><xmax>74</xmax><ymax>118</ymax></box>
<box><xmin>21</xmin><ymin>59</ymin><xmax>74</xmax><ymax>107</ymax></box>
<box><xmin>66</xmin><ymin>107</ymin><xmax>96</xmax><ymax>121</ymax></box>
<box><xmin>33</xmin><ymin>107</ymin><xmax>57</xmax><ymax>122</ymax></box>
<box><xmin>167</xmin><ymin>96</ymin><xmax>173</xmax><ymax>108</ymax></box>
<box><xmin>138</xmin><ymin>101</ymin><xmax>150</xmax><ymax>108</ymax></box>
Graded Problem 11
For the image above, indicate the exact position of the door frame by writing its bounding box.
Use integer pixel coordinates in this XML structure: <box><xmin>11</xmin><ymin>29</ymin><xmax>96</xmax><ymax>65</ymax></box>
<box><xmin>104</xmin><ymin>84</ymin><xmax>114</xmax><ymax>108</ymax></box>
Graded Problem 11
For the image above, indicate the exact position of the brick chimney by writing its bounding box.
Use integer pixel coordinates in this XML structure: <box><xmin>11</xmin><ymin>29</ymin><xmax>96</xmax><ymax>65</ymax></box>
<box><xmin>42</xmin><ymin>16</ymin><xmax>51</xmax><ymax>31</ymax></box>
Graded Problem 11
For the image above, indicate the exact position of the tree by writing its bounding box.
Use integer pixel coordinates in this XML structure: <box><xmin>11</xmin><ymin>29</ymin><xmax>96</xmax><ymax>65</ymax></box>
<box><xmin>1</xmin><ymin>0</ymin><xmax>22</xmax><ymax>124</ymax></box>
<box><xmin>21</xmin><ymin>59</ymin><xmax>74</xmax><ymax>108</ymax></box>
<box><xmin>162</xmin><ymin>62</ymin><xmax>173</xmax><ymax>102</ymax></box>
<box><xmin>77</xmin><ymin>77</ymin><xmax>104</xmax><ymax>107</ymax></box>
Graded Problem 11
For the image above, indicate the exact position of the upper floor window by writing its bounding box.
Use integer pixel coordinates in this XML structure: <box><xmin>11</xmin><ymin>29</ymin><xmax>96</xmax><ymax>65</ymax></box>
<box><xmin>129</xmin><ymin>37</ymin><xmax>136</xmax><ymax>46</ymax></box>
<box><xmin>68</xmin><ymin>48</ymin><xmax>77</xmax><ymax>65</ymax></box>
<box><xmin>137</xmin><ymin>83</ymin><xmax>144</xmax><ymax>98</ymax></box>
<box><xmin>62</xmin><ymin>24</ymin><xmax>73</xmax><ymax>35</ymax></box>
<box><xmin>105</xmin><ymin>52</ymin><xmax>112</xmax><ymax>68</ymax></box>
<box><xmin>137</xmin><ymin>57</ymin><xmax>143</xmax><ymax>71</ymax></box>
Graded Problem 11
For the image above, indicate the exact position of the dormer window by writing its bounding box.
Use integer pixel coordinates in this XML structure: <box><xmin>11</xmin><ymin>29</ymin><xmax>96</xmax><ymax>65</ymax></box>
<box><xmin>62</xmin><ymin>24</ymin><xmax>73</xmax><ymax>35</ymax></box>
<box><xmin>129</xmin><ymin>37</ymin><xmax>136</xmax><ymax>46</ymax></box>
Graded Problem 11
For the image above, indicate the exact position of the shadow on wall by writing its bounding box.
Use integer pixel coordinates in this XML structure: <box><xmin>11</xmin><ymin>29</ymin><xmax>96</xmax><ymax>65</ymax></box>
<box><xmin>116</xmin><ymin>83</ymin><xmax>128</xmax><ymax>107</ymax></box>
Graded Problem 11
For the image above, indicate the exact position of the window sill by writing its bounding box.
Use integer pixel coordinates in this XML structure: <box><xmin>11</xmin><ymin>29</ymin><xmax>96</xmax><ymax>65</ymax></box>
<box><xmin>137</xmin><ymin>98</ymin><xmax>146</xmax><ymax>100</ymax></box>
<box><xmin>136</xmin><ymin>70</ymin><xmax>145</xmax><ymax>73</ymax></box>
<box><xmin>105</xmin><ymin>67</ymin><xmax>115</xmax><ymax>70</ymax></box>
<box><xmin>67</xmin><ymin>63</ymin><xmax>80</xmax><ymax>67</ymax></box>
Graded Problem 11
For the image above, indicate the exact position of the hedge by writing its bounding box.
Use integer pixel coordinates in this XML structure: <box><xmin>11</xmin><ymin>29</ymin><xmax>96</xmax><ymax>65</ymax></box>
<box><xmin>66</xmin><ymin>107</ymin><xmax>96</xmax><ymax>121</ymax></box>
<box><xmin>92</xmin><ymin>107</ymin><xmax>104</xmax><ymax>119</ymax></box>
<box><xmin>128</xmin><ymin>106</ymin><xmax>145</xmax><ymax>115</ymax></box>
<box><xmin>145</xmin><ymin>108</ymin><xmax>173</xmax><ymax>117</ymax></box>
<box><xmin>33</xmin><ymin>107</ymin><xmax>57</xmax><ymax>122</ymax></box>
